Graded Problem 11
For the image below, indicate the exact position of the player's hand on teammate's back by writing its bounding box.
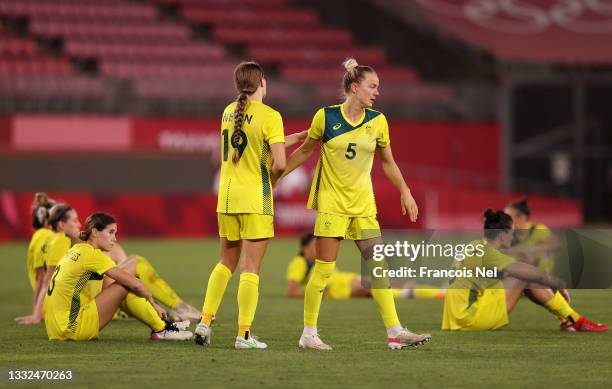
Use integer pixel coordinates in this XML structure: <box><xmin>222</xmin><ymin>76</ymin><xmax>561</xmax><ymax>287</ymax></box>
<box><xmin>401</xmin><ymin>191</ymin><xmax>418</xmax><ymax>222</ymax></box>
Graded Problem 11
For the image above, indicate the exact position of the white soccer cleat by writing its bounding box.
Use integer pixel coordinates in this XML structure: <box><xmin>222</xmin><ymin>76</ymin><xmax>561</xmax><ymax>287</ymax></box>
<box><xmin>194</xmin><ymin>323</ymin><xmax>212</xmax><ymax>346</ymax></box>
<box><xmin>172</xmin><ymin>320</ymin><xmax>191</xmax><ymax>331</ymax></box>
<box><xmin>168</xmin><ymin>302</ymin><xmax>202</xmax><ymax>324</ymax></box>
<box><xmin>387</xmin><ymin>327</ymin><xmax>432</xmax><ymax>349</ymax></box>
<box><xmin>298</xmin><ymin>333</ymin><xmax>332</xmax><ymax>351</ymax></box>
<box><xmin>150</xmin><ymin>322</ymin><xmax>193</xmax><ymax>341</ymax></box>
<box><xmin>235</xmin><ymin>335</ymin><xmax>268</xmax><ymax>349</ymax></box>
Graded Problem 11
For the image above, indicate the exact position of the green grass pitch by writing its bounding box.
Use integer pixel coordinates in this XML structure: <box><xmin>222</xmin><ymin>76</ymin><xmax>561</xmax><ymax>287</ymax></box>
<box><xmin>1</xmin><ymin>238</ymin><xmax>611</xmax><ymax>388</ymax></box>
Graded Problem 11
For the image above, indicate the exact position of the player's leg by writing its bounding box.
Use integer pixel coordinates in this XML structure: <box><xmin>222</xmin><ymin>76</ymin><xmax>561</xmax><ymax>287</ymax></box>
<box><xmin>133</xmin><ymin>255</ymin><xmax>200</xmax><ymax>322</ymax></box>
<box><xmin>298</xmin><ymin>236</ymin><xmax>340</xmax><ymax>350</ymax></box>
<box><xmin>349</xmin><ymin>277</ymin><xmax>372</xmax><ymax>297</ymax></box>
<box><xmin>96</xmin><ymin>283</ymin><xmax>131</xmax><ymax>330</ymax></box>
<box><xmin>504</xmin><ymin>276</ymin><xmax>607</xmax><ymax>331</ymax></box>
<box><xmin>503</xmin><ymin>276</ymin><xmax>527</xmax><ymax>313</ymax></box>
<box><xmin>355</xmin><ymin>233</ymin><xmax>432</xmax><ymax>349</ymax></box>
<box><xmin>234</xmin><ymin>238</ymin><xmax>268</xmax><ymax>349</ymax></box>
<box><xmin>195</xmin><ymin>236</ymin><xmax>241</xmax><ymax>346</ymax></box>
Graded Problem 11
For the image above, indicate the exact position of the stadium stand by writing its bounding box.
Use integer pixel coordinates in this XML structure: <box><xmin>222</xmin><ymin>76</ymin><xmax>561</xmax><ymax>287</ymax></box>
<box><xmin>0</xmin><ymin>0</ymin><xmax>469</xmax><ymax>117</ymax></box>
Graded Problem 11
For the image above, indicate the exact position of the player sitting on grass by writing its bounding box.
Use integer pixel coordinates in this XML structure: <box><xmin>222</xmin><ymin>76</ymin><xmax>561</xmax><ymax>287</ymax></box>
<box><xmin>442</xmin><ymin>209</ymin><xmax>608</xmax><ymax>332</ymax></box>
<box><xmin>503</xmin><ymin>198</ymin><xmax>559</xmax><ymax>273</ymax></box>
<box><xmin>108</xmin><ymin>243</ymin><xmax>201</xmax><ymax>323</ymax></box>
<box><xmin>287</xmin><ymin>233</ymin><xmax>445</xmax><ymax>300</ymax></box>
<box><xmin>15</xmin><ymin>193</ymin><xmax>56</xmax><ymax>324</ymax></box>
<box><xmin>43</xmin><ymin>212</ymin><xmax>193</xmax><ymax>341</ymax></box>
<box><xmin>17</xmin><ymin>202</ymin><xmax>198</xmax><ymax>331</ymax></box>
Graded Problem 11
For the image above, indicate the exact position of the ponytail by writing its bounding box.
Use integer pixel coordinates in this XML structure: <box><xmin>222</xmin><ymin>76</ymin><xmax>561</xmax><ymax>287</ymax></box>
<box><xmin>231</xmin><ymin>92</ymin><xmax>250</xmax><ymax>163</ymax></box>
<box><xmin>483</xmin><ymin>208</ymin><xmax>513</xmax><ymax>240</ymax></box>
<box><xmin>231</xmin><ymin>61</ymin><xmax>264</xmax><ymax>163</ymax></box>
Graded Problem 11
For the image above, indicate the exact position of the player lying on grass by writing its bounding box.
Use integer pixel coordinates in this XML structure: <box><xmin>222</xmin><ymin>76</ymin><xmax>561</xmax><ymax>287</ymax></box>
<box><xmin>108</xmin><ymin>243</ymin><xmax>201</xmax><ymax>323</ymax></box>
<box><xmin>43</xmin><ymin>212</ymin><xmax>193</xmax><ymax>341</ymax></box>
<box><xmin>442</xmin><ymin>209</ymin><xmax>607</xmax><ymax>332</ymax></box>
<box><xmin>504</xmin><ymin>198</ymin><xmax>559</xmax><ymax>273</ymax></box>
<box><xmin>286</xmin><ymin>233</ymin><xmax>445</xmax><ymax>300</ymax></box>
<box><xmin>15</xmin><ymin>193</ymin><xmax>56</xmax><ymax>323</ymax></box>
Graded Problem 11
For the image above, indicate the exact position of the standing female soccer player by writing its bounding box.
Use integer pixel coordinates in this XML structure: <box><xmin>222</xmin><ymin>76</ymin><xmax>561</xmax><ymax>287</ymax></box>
<box><xmin>194</xmin><ymin>61</ymin><xmax>287</xmax><ymax>349</ymax></box>
<box><xmin>14</xmin><ymin>193</ymin><xmax>56</xmax><ymax>323</ymax></box>
<box><xmin>44</xmin><ymin>212</ymin><xmax>193</xmax><ymax>341</ymax></box>
<box><xmin>442</xmin><ymin>209</ymin><xmax>607</xmax><ymax>332</ymax></box>
<box><xmin>281</xmin><ymin>59</ymin><xmax>432</xmax><ymax>350</ymax></box>
<box><xmin>503</xmin><ymin>198</ymin><xmax>559</xmax><ymax>272</ymax></box>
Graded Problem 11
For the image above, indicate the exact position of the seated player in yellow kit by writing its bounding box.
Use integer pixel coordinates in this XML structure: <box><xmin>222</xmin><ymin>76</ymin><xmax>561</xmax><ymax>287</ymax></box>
<box><xmin>16</xmin><ymin>203</ymin><xmax>81</xmax><ymax>324</ymax></box>
<box><xmin>442</xmin><ymin>209</ymin><xmax>607</xmax><ymax>332</ymax></box>
<box><xmin>286</xmin><ymin>233</ymin><xmax>445</xmax><ymax>300</ymax></box>
<box><xmin>503</xmin><ymin>198</ymin><xmax>559</xmax><ymax>273</ymax></box>
<box><xmin>19</xmin><ymin>202</ymin><xmax>196</xmax><ymax>332</ymax></box>
<box><xmin>15</xmin><ymin>193</ymin><xmax>56</xmax><ymax>324</ymax></box>
<box><xmin>43</xmin><ymin>212</ymin><xmax>193</xmax><ymax>341</ymax></box>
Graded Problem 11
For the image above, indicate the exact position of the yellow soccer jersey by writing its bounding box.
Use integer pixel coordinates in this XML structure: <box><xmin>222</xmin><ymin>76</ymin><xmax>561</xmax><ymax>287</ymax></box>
<box><xmin>217</xmin><ymin>100</ymin><xmax>285</xmax><ymax>215</ymax></box>
<box><xmin>512</xmin><ymin>223</ymin><xmax>551</xmax><ymax>248</ymax></box>
<box><xmin>44</xmin><ymin>232</ymin><xmax>72</xmax><ymax>269</ymax></box>
<box><xmin>43</xmin><ymin>243</ymin><xmax>116</xmax><ymax>336</ymax></box>
<box><xmin>307</xmin><ymin>104</ymin><xmax>390</xmax><ymax>217</ymax></box>
<box><xmin>286</xmin><ymin>255</ymin><xmax>315</xmax><ymax>286</ymax></box>
<box><xmin>450</xmin><ymin>240</ymin><xmax>516</xmax><ymax>292</ymax></box>
<box><xmin>443</xmin><ymin>240</ymin><xmax>516</xmax><ymax>330</ymax></box>
<box><xmin>26</xmin><ymin>228</ymin><xmax>54</xmax><ymax>290</ymax></box>
<box><xmin>511</xmin><ymin>223</ymin><xmax>554</xmax><ymax>270</ymax></box>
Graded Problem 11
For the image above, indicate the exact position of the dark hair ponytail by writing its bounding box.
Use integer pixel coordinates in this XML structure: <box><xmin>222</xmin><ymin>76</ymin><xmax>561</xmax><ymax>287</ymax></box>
<box><xmin>48</xmin><ymin>203</ymin><xmax>74</xmax><ymax>232</ymax></box>
<box><xmin>508</xmin><ymin>197</ymin><xmax>531</xmax><ymax>217</ymax></box>
<box><xmin>299</xmin><ymin>232</ymin><xmax>315</xmax><ymax>256</ymax></box>
<box><xmin>31</xmin><ymin>192</ymin><xmax>55</xmax><ymax>229</ymax></box>
<box><xmin>80</xmin><ymin>212</ymin><xmax>116</xmax><ymax>241</ymax></box>
<box><xmin>483</xmin><ymin>208</ymin><xmax>513</xmax><ymax>240</ymax></box>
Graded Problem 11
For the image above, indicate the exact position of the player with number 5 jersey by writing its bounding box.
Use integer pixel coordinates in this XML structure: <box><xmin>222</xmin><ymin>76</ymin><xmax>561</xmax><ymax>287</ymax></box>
<box><xmin>281</xmin><ymin>58</ymin><xmax>432</xmax><ymax>350</ymax></box>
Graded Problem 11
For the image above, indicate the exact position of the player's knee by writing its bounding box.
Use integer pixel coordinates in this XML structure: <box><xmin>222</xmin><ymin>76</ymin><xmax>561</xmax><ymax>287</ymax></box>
<box><xmin>121</xmin><ymin>257</ymin><xmax>138</xmax><ymax>275</ymax></box>
<box><xmin>219</xmin><ymin>258</ymin><xmax>238</xmax><ymax>273</ymax></box>
<box><xmin>239</xmin><ymin>257</ymin><xmax>261</xmax><ymax>274</ymax></box>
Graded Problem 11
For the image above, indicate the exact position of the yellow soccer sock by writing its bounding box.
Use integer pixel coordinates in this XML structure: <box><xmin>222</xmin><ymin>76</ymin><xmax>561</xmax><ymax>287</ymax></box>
<box><xmin>543</xmin><ymin>291</ymin><xmax>582</xmax><ymax>322</ymax></box>
<box><xmin>237</xmin><ymin>272</ymin><xmax>259</xmax><ymax>338</ymax></box>
<box><xmin>121</xmin><ymin>293</ymin><xmax>165</xmax><ymax>332</ymax></box>
<box><xmin>304</xmin><ymin>260</ymin><xmax>335</xmax><ymax>327</ymax></box>
<box><xmin>136</xmin><ymin>256</ymin><xmax>181</xmax><ymax>308</ymax></box>
<box><xmin>414</xmin><ymin>288</ymin><xmax>446</xmax><ymax>299</ymax></box>
<box><xmin>363</xmin><ymin>258</ymin><xmax>400</xmax><ymax>328</ymax></box>
<box><xmin>371</xmin><ymin>288</ymin><xmax>401</xmax><ymax>329</ymax></box>
<box><xmin>200</xmin><ymin>262</ymin><xmax>233</xmax><ymax>326</ymax></box>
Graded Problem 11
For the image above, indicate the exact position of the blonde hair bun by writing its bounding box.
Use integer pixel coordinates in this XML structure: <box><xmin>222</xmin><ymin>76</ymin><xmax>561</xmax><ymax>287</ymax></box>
<box><xmin>343</xmin><ymin>58</ymin><xmax>359</xmax><ymax>72</ymax></box>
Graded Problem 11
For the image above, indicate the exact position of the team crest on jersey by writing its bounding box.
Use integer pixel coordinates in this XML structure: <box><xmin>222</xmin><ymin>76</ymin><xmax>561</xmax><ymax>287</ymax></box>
<box><xmin>332</xmin><ymin>123</ymin><xmax>342</xmax><ymax>130</ymax></box>
<box><xmin>324</xmin><ymin>220</ymin><xmax>332</xmax><ymax>229</ymax></box>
